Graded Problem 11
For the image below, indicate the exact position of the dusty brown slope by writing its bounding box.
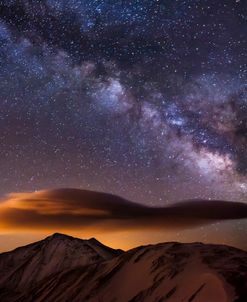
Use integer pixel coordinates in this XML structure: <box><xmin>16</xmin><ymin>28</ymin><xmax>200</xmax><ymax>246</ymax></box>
<box><xmin>0</xmin><ymin>235</ymin><xmax>246</xmax><ymax>302</ymax></box>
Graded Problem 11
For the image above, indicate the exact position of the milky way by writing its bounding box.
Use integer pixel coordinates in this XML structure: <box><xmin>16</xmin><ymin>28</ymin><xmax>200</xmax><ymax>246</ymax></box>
<box><xmin>0</xmin><ymin>0</ymin><xmax>246</xmax><ymax>205</ymax></box>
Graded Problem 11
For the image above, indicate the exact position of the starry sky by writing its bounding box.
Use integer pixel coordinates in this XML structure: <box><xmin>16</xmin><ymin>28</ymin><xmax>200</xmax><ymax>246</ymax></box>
<box><xmin>0</xmin><ymin>0</ymin><xmax>247</xmax><ymax>205</ymax></box>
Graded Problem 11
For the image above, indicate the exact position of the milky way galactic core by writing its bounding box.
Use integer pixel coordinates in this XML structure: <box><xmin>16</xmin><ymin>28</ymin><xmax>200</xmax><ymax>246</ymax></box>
<box><xmin>0</xmin><ymin>0</ymin><xmax>246</xmax><ymax>205</ymax></box>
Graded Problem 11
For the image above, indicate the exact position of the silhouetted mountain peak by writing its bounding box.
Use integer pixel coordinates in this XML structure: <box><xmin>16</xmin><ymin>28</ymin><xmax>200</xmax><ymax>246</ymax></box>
<box><xmin>50</xmin><ymin>232</ymin><xmax>71</xmax><ymax>238</ymax></box>
<box><xmin>0</xmin><ymin>233</ymin><xmax>121</xmax><ymax>292</ymax></box>
<box><xmin>47</xmin><ymin>232</ymin><xmax>85</xmax><ymax>242</ymax></box>
<box><xmin>88</xmin><ymin>237</ymin><xmax>99</xmax><ymax>243</ymax></box>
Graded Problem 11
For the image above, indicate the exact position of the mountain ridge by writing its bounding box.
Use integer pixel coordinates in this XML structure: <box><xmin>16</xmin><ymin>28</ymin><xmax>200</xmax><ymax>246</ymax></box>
<box><xmin>0</xmin><ymin>234</ymin><xmax>246</xmax><ymax>302</ymax></box>
<box><xmin>0</xmin><ymin>232</ymin><xmax>122</xmax><ymax>292</ymax></box>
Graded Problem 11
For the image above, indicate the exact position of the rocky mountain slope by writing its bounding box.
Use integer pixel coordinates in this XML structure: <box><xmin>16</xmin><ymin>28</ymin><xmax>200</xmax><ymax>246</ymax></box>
<box><xmin>0</xmin><ymin>233</ymin><xmax>122</xmax><ymax>291</ymax></box>
<box><xmin>0</xmin><ymin>234</ymin><xmax>246</xmax><ymax>302</ymax></box>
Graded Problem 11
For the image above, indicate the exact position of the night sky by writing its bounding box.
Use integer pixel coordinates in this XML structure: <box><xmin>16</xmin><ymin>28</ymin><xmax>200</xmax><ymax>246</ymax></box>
<box><xmin>0</xmin><ymin>0</ymin><xmax>247</xmax><ymax>250</ymax></box>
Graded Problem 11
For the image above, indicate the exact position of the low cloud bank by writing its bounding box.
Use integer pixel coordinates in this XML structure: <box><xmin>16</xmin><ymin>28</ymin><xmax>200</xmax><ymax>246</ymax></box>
<box><xmin>0</xmin><ymin>189</ymin><xmax>246</xmax><ymax>232</ymax></box>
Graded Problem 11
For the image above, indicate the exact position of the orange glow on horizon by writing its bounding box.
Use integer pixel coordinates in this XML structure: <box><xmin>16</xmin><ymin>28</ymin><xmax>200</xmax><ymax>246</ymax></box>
<box><xmin>0</xmin><ymin>189</ymin><xmax>246</xmax><ymax>252</ymax></box>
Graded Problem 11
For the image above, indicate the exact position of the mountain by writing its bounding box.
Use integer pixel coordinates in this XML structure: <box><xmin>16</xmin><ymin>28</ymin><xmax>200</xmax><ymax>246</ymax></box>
<box><xmin>0</xmin><ymin>234</ymin><xmax>246</xmax><ymax>302</ymax></box>
<box><xmin>0</xmin><ymin>233</ymin><xmax>122</xmax><ymax>295</ymax></box>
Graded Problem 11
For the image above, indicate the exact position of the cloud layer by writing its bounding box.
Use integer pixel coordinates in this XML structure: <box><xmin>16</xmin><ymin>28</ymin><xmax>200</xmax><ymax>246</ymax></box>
<box><xmin>1</xmin><ymin>189</ymin><xmax>246</xmax><ymax>232</ymax></box>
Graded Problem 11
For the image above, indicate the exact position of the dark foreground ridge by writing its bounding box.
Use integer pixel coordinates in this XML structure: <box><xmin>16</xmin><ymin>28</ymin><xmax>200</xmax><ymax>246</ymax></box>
<box><xmin>0</xmin><ymin>234</ymin><xmax>246</xmax><ymax>302</ymax></box>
